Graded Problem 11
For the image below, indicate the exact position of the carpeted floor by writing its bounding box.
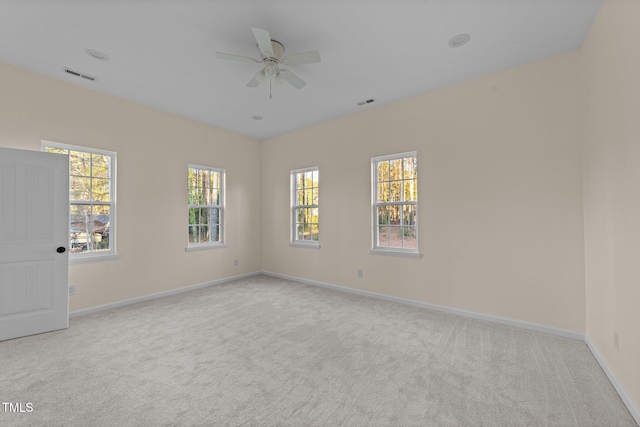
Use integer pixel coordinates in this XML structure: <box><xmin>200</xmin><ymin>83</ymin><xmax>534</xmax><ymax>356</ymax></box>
<box><xmin>0</xmin><ymin>274</ymin><xmax>636</xmax><ymax>426</ymax></box>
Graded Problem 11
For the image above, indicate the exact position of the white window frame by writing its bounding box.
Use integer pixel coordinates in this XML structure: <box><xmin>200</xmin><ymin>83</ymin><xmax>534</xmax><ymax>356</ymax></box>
<box><xmin>290</xmin><ymin>167</ymin><xmax>320</xmax><ymax>249</ymax></box>
<box><xmin>41</xmin><ymin>140</ymin><xmax>118</xmax><ymax>264</ymax></box>
<box><xmin>371</xmin><ymin>151</ymin><xmax>420</xmax><ymax>258</ymax></box>
<box><xmin>186</xmin><ymin>164</ymin><xmax>226</xmax><ymax>252</ymax></box>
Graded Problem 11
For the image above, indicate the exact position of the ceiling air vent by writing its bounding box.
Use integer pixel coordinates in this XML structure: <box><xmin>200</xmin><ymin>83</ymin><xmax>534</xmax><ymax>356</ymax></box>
<box><xmin>357</xmin><ymin>98</ymin><xmax>376</xmax><ymax>106</ymax></box>
<box><xmin>63</xmin><ymin>67</ymin><xmax>97</xmax><ymax>82</ymax></box>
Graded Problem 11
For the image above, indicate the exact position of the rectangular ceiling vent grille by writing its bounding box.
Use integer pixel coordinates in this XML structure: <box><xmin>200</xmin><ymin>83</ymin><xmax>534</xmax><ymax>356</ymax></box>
<box><xmin>63</xmin><ymin>67</ymin><xmax>97</xmax><ymax>82</ymax></box>
<box><xmin>357</xmin><ymin>98</ymin><xmax>376</xmax><ymax>106</ymax></box>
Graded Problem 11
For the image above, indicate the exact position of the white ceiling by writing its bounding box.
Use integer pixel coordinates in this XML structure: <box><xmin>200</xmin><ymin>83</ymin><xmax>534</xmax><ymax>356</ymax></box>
<box><xmin>0</xmin><ymin>0</ymin><xmax>602</xmax><ymax>140</ymax></box>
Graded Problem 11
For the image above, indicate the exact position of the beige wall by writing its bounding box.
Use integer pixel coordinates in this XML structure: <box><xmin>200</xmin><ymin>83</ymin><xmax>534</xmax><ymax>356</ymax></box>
<box><xmin>261</xmin><ymin>51</ymin><xmax>586</xmax><ymax>333</ymax></box>
<box><xmin>0</xmin><ymin>61</ymin><xmax>262</xmax><ymax>311</ymax></box>
<box><xmin>580</xmin><ymin>0</ymin><xmax>640</xmax><ymax>410</ymax></box>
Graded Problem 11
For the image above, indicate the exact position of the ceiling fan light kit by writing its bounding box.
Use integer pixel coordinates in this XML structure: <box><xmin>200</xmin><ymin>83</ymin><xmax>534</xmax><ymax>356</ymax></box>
<box><xmin>216</xmin><ymin>27</ymin><xmax>321</xmax><ymax>98</ymax></box>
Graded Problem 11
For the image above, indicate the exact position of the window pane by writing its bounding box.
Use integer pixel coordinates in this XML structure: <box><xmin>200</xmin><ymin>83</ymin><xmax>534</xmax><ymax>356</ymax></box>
<box><xmin>387</xmin><ymin>227</ymin><xmax>403</xmax><ymax>248</ymax></box>
<box><xmin>378</xmin><ymin>226</ymin><xmax>390</xmax><ymax>247</ymax></box>
<box><xmin>70</xmin><ymin>176</ymin><xmax>91</xmax><ymax>201</ymax></box>
<box><xmin>199</xmin><ymin>208</ymin><xmax>209</xmax><ymax>225</ymax></box>
<box><xmin>377</xmin><ymin>205</ymin><xmax>389</xmax><ymax>226</ymax></box>
<box><xmin>188</xmin><ymin>185</ymin><xmax>198</xmax><ymax>205</ymax></box>
<box><xmin>296</xmin><ymin>190</ymin><xmax>304</xmax><ymax>206</ymax></box>
<box><xmin>389</xmin><ymin>205</ymin><xmax>401</xmax><ymax>225</ymax></box>
<box><xmin>91</xmin><ymin>206</ymin><xmax>110</xmax><ymax>251</ymax></box>
<box><xmin>211</xmin><ymin>171</ymin><xmax>220</xmax><ymax>189</ymax></box>
<box><xmin>403</xmin><ymin>156</ymin><xmax>417</xmax><ymax>180</ymax></box>
<box><xmin>210</xmin><ymin>188</ymin><xmax>220</xmax><ymax>205</ymax></box>
<box><xmin>70</xmin><ymin>151</ymin><xmax>91</xmax><ymax>177</ymax></box>
<box><xmin>389</xmin><ymin>181</ymin><xmax>401</xmax><ymax>202</ymax></box>
<box><xmin>210</xmin><ymin>208</ymin><xmax>220</xmax><ymax>226</ymax></box>
<box><xmin>92</xmin><ymin>154</ymin><xmax>110</xmax><ymax>178</ymax></box>
<box><xmin>304</xmin><ymin>189</ymin><xmax>313</xmax><ymax>205</ymax></box>
<box><xmin>404</xmin><ymin>179</ymin><xmax>418</xmax><ymax>202</ymax></box>
<box><xmin>92</xmin><ymin>178</ymin><xmax>110</xmax><ymax>201</ymax></box>
<box><xmin>402</xmin><ymin>227</ymin><xmax>417</xmax><ymax>249</ymax></box>
<box><xmin>45</xmin><ymin>147</ymin><xmax>68</xmax><ymax>155</ymax></box>
<box><xmin>377</xmin><ymin>161</ymin><xmax>389</xmax><ymax>182</ymax></box>
<box><xmin>188</xmin><ymin>226</ymin><xmax>198</xmax><ymax>243</ymax></box>
<box><xmin>70</xmin><ymin>204</ymin><xmax>90</xmax><ymax>253</ymax></box>
<box><xmin>189</xmin><ymin>207</ymin><xmax>200</xmax><ymax>225</ymax></box>
<box><xmin>312</xmin><ymin>170</ymin><xmax>319</xmax><ymax>187</ymax></box>
<box><xmin>198</xmin><ymin>170</ymin><xmax>209</xmax><ymax>189</ymax></box>
<box><xmin>390</xmin><ymin>158</ymin><xmax>403</xmax><ymax>180</ymax></box>
<box><xmin>311</xmin><ymin>224</ymin><xmax>319</xmax><ymax>241</ymax></box>
<box><xmin>403</xmin><ymin>204</ymin><xmax>416</xmax><ymax>226</ymax></box>
<box><xmin>312</xmin><ymin>188</ymin><xmax>319</xmax><ymax>205</ymax></box>
<box><xmin>200</xmin><ymin>225</ymin><xmax>209</xmax><ymax>243</ymax></box>
<box><xmin>377</xmin><ymin>182</ymin><xmax>389</xmax><ymax>202</ymax></box>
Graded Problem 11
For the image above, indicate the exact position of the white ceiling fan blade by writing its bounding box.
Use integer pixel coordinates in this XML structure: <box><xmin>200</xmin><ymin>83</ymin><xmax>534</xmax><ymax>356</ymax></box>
<box><xmin>279</xmin><ymin>69</ymin><xmax>307</xmax><ymax>89</ymax></box>
<box><xmin>247</xmin><ymin>69</ymin><xmax>266</xmax><ymax>87</ymax></box>
<box><xmin>252</xmin><ymin>28</ymin><xmax>275</xmax><ymax>58</ymax></box>
<box><xmin>215</xmin><ymin>52</ymin><xmax>260</xmax><ymax>63</ymax></box>
<box><xmin>281</xmin><ymin>50</ymin><xmax>321</xmax><ymax>66</ymax></box>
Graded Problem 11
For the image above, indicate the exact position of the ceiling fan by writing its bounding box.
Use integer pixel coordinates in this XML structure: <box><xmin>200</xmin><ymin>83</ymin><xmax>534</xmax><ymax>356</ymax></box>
<box><xmin>216</xmin><ymin>28</ymin><xmax>321</xmax><ymax>98</ymax></box>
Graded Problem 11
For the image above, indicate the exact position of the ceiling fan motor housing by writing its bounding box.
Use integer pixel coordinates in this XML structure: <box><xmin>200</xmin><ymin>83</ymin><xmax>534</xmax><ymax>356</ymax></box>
<box><xmin>260</xmin><ymin>40</ymin><xmax>284</xmax><ymax>61</ymax></box>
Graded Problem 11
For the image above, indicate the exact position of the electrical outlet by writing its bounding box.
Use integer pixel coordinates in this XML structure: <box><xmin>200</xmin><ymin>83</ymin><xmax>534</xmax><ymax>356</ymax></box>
<box><xmin>357</xmin><ymin>269</ymin><xmax>363</xmax><ymax>278</ymax></box>
<box><xmin>234</xmin><ymin>259</ymin><xmax>239</xmax><ymax>266</ymax></box>
<box><xmin>614</xmin><ymin>331</ymin><xmax>619</xmax><ymax>351</ymax></box>
<box><xmin>68</xmin><ymin>285</ymin><xmax>76</xmax><ymax>296</ymax></box>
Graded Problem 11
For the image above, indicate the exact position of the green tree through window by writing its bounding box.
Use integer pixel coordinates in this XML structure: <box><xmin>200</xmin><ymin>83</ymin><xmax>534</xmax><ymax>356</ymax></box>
<box><xmin>43</xmin><ymin>141</ymin><xmax>116</xmax><ymax>257</ymax></box>
<box><xmin>292</xmin><ymin>167</ymin><xmax>319</xmax><ymax>244</ymax></box>
<box><xmin>373</xmin><ymin>153</ymin><xmax>417</xmax><ymax>251</ymax></box>
<box><xmin>188</xmin><ymin>165</ymin><xmax>224</xmax><ymax>246</ymax></box>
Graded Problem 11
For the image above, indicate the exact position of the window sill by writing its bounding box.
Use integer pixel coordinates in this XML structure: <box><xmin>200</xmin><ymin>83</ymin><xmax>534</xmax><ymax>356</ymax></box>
<box><xmin>185</xmin><ymin>243</ymin><xmax>227</xmax><ymax>252</ymax></box>
<box><xmin>290</xmin><ymin>241</ymin><xmax>321</xmax><ymax>249</ymax></box>
<box><xmin>370</xmin><ymin>248</ymin><xmax>422</xmax><ymax>259</ymax></box>
<box><xmin>70</xmin><ymin>253</ymin><xmax>119</xmax><ymax>265</ymax></box>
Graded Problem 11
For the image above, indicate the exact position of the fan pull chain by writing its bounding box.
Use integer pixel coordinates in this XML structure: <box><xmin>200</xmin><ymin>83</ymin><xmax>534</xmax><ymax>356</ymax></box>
<box><xmin>269</xmin><ymin>78</ymin><xmax>272</xmax><ymax>100</ymax></box>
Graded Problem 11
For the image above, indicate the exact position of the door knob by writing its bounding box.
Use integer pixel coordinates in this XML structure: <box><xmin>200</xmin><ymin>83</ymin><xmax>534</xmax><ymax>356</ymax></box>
<box><xmin>56</xmin><ymin>247</ymin><xmax>66</xmax><ymax>253</ymax></box>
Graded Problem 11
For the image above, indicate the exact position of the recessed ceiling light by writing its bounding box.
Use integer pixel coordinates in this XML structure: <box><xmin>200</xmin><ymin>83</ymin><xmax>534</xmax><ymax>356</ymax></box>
<box><xmin>252</xmin><ymin>115</ymin><xmax>263</xmax><ymax>120</ymax></box>
<box><xmin>448</xmin><ymin>34</ymin><xmax>471</xmax><ymax>48</ymax></box>
<box><xmin>85</xmin><ymin>49</ymin><xmax>109</xmax><ymax>61</ymax></box>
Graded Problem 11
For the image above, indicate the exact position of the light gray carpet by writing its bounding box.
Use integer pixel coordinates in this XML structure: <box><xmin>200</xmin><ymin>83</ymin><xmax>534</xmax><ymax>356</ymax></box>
<box><xmin>0</xmin><ymin>274</ymin><xmax>636</xmax><ymax>426</ymax></box>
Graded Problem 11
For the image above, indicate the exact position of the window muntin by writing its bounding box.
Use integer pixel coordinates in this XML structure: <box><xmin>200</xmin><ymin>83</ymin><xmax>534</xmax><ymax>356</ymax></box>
<box><xmin>42</xmin><ymin>141</ymin><xmax>116</xmax><ymax>258</ymax></box>
<box><xmin>188</xmin><ymin>165</ymin><xmax>224</xmax><ymax>246</ymax></box>
<box><xmin>292</xmin><ymin>167</ymin><xmax>319</xmax><ymax>244</ymax></box>
<box><xmin>373</xmin><ymin>153</ymin><xmax>417</xmax><ymax>252</ymax></box>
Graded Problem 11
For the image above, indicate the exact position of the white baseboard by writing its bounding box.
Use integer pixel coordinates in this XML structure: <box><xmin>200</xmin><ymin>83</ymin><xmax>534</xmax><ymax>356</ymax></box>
<box><xmin>69</xmin><ymin>271</ymin><xmax>261</xmax><ymax>318</ymax></box>
<box><xmin>261</xmin><ymin>271</ymin><xmax>584</xmax><ymax>341</ymax></box>
<box><xmin>585</xmin><ymin>337</ymin><xmax>640</xmax><ymax>425</ymax></box>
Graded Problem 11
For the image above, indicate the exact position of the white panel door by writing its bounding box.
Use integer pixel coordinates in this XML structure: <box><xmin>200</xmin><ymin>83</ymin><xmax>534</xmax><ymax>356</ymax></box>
<box><xmin>0</xmin><ymin>147</ymin><xmax>69</xmax><ymax>341</ymax></box>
